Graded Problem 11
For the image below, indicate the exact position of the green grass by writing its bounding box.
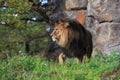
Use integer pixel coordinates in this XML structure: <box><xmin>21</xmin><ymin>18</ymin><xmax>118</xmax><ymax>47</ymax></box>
<box><xmin>0</xmin><ymin>52</ymin><xmax>120</xmax><ymax>80</ymax></box>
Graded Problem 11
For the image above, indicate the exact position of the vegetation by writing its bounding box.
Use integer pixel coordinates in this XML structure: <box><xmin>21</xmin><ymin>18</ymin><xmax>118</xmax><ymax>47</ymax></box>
<box><xmin>0</xmin><ymin>0</ymin><xmax>50</xmax><ymax>57</ymax></box>
<box><xmin>0</xmin><ymin>52</ymin><xmax>120</xmax><ymax>80</ymax></box>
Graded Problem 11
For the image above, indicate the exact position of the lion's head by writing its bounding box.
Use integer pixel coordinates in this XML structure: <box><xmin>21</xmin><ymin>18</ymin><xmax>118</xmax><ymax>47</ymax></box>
<box><xmin>50</xmin><ymin>20</ymin><xmax>71</xmax><ymax>48</ymax></box>
<box><xmin>51</xmin><ymin>20</ymin><xmax>80</xmax><ymax>48</ymax></box>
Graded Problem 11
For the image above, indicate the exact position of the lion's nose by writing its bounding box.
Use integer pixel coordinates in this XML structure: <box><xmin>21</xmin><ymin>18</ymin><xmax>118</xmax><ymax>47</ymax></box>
<box><xmin>50</xmin><ymin>33</ymin><xmax>53</xmax><ymax>36</ymax></box>
<box><xmin>52</xmin><ymin>38</ymin><xmax>56</xmax><ymax>42</ymax></box>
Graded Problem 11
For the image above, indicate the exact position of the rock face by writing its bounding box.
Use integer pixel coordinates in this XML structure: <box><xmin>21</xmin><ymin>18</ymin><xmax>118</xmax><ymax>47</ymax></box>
<box><xmin>87</xmin><ymin>0</ymin><xmax>120</xmax><ymax>23</ymax></box>
<box><xmin>87</xmin><ymin>0</ymin><xmax>120</xmax><ymax>54</ymax></box>
<box><xmin>65</xmin><ymin>0</ymin><xmax>88</xmax><ymax>10</ymax></box>
<box><xmin>65</xmin><ymin>10</ymin><xmax>86</xmax><ymax>26</ymax></box>
<box><xmin>94</xmin><ymin>22</ymin><xmax>120</xmax><ymax>54</ymax></box>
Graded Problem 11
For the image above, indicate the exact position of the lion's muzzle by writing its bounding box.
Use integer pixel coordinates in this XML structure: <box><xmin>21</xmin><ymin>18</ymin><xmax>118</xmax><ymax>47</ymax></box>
<box><xmin>52</xmin><ymin>37</ymin><xmax>57</xmax><ymax>42</ymax></box>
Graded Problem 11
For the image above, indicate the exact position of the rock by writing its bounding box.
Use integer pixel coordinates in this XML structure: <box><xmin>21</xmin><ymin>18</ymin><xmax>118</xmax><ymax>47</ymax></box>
<box><xmin>94</xmin><ymin>22</ymin><xmax>120</xmax><ymax>54</ymax></box>
<box><xmin>65</xmin><ymin>11</ymin><xmax>76</xmax><ymax>19</ymax></box>
<box><xmin>87</xmin><ymin>0</ymin><xmax>120</xmax><ymax>54</ymax></box>
<box><xmin>87</xmin><ymin>0</ymin><xmax>120</xmax><ymax>23</ymax></box>
<box><xmin>65</xmin><ymin>0</ymin><xmax>88</xmax><ymax>10</ymax></box>
<box><xmin>76</xmin><ymin>10</ymin><xmax>86</xmax><ymax>26</ymax></box>
<box><xmin>65</xmin><ymin>10</ymin><xmax>86</xmax><ymax>26</ymax></box>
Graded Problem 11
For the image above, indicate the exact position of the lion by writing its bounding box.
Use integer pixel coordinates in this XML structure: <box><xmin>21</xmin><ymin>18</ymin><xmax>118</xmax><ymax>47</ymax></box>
<box><xmin>51</xmin><ymin>19</ymin><xmax>93</xmax><ymax>64</ymax></box>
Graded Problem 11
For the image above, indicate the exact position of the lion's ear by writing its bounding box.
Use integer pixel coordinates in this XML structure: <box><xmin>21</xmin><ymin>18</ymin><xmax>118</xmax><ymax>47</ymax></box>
<box><xmin>55</xmin><ymin>23</ymin><xmax>57</xmax><ymax>26</ymax></box>
<box><xmin>64</xmin><ymin>22</ymin><xmax>69</xmax><ymax>28</ymax></box>
<box><xmin>58</xmin><ymin>20</ymin><xmax>62</xmax><ymax>24</ymax></box>
<box><xmin>55</xmin><ymin>20</ymin><xmax>62</xmax><ymax>26</ymax></box>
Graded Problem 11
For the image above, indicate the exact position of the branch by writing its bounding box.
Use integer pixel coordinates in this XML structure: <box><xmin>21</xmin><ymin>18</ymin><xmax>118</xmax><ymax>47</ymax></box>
<box><xmin>25</xmin><ymin>33</ymin><xmax>48</xmax><ymax>42</ymax></box>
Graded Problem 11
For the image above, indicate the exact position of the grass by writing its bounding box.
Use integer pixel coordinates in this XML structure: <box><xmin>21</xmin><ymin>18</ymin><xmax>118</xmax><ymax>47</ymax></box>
<box><xmin>0</xmin><ymin>52</ymin><xmax>120</xmax><ymax>80</ymax></box>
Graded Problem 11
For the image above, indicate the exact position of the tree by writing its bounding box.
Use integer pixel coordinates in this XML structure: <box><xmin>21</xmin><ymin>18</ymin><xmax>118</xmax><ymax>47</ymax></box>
<box><xmin>0</xmin><ymin>0</ymin><xmax>52</xmax><ymax>57</ymax></box>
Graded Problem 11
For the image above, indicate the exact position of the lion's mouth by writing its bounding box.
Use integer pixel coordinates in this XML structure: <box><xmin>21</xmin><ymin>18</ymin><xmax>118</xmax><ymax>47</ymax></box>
<box><xmin>52</xmin><ymin>37</ymin><xmax>58</xmax><ymax>42</ymax></box>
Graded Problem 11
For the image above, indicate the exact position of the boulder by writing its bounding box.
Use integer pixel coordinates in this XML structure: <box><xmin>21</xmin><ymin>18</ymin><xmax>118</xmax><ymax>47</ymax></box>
<box><xmin>65</xmin><ymin>0</ymin><xmax>88</xmax><ymax>10</ymax></box>
<box><xmin>87</xmin><ymin>0</ymin><xmax>120</xmax><ymax>54</ymax></box>
<box><xmin>87</xmin><ymin>0</ymin><xmax>120</xmax><ymax>23</ymax></box>
<box><xmin>94</xmin><ymin>22</ymin><xmax>120</xmax><ymax>54</ymax></box>
<box><xmin>65</xmin><ymin>10</ymin><xmax>86</xmax><ymax>26</ymax></box>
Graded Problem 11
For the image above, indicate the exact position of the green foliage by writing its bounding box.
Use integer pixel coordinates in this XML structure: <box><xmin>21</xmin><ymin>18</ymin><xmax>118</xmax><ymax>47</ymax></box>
<box><xmin>0</xmin><ymin>52</ymin><xmax>120</xmax><ymax>80</ymax></box>
<box><xmin>0</xmin><ymin>0</ymin><xmax>48</xmax><ymax>56</ymax></box>
<box><xmin>0</xmin><ymin>22</ymin><xmax>47</xmax><ymax>56</ymax></box>
<box><xmin>0</xmin><ymin>0</ymin><xmax>32</xmax><ymax>25</ymax></box>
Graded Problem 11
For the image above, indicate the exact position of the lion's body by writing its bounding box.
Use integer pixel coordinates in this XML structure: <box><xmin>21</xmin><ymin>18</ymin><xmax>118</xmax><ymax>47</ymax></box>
<box><xmin>51</xmin><ymin>20</ymin><xmax>93</xmax><ymax>63</ymax></box>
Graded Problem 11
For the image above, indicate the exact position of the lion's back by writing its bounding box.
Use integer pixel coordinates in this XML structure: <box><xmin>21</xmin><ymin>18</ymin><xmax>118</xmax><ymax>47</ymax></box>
<box><xmin>65</xmin><ymin>20</ymin><xmax>93</xmax><ymax>58</ymax></box>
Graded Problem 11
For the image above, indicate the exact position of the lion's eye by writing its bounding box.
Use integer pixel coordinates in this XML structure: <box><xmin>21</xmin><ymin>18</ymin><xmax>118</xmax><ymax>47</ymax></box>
<box><xmin>56</xmin><ymin>29</ymin><xmax>61</xmax><ymax>33</ymax></box>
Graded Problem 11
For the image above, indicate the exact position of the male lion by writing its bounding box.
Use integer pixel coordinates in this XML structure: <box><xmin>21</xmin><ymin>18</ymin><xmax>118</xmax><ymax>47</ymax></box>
<box><xmin>51</xmin><ymin>19</ymin><xmax>93</xmax><ymax>64</ymax></box>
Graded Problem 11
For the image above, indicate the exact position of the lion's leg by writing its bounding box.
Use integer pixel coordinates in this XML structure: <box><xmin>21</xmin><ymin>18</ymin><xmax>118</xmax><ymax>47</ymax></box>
<box><xmin>86</xmin><ymin>47</ymin><xmax>92</xmax><ymax>59</ymax></box>
<box><xmin>58</xmin><ymin>52</ymin><xmax>66</xmax><ymax>64</ymax></box>
<box><xmin>87</xmin><ymin>40</ymin><xmax>93</xmax><ymax>59</ymax></box>
<box><xmin>77</xmin><ymin>58</ymin><xmax>81</xmax><ymax>64</ymax></box>
<box><xmin>87</xmin><ymin>53</ymin><xmax>91</xmax><ymax>59</ymax></box>
<box><xmin>83</xmin><ymin>55</ymin><xmax>88</xmax><ymax>61</ymax></box>
<box><xmin>77</xmin><ymin>56</ymin><xmax>83</xmax><ymax>64</ymax></box>
<box><xmin>85</xmin><ymin>46</ymin><xmax>92</xmax><ymax>61</ymax></box>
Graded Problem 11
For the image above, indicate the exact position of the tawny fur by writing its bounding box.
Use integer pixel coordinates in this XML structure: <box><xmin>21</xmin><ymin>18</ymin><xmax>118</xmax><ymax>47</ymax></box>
<box><xmin>58</xmin><ymin>52</ymin><xmax>66</xmax><ymax>64</ymax></box>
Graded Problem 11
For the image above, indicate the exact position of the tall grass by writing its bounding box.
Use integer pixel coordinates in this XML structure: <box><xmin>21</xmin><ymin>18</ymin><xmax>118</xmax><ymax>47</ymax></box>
<box><xmin>0</xmin><ymin>52</ymin><xmax>120</xmax><ymax>80</ymax></box>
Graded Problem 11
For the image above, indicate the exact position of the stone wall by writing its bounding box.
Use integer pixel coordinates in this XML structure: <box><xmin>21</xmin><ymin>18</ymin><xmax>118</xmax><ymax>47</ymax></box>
<box><xmin>50</xmin><ymin>0</ymin><xmax>120</xmax><ymax>55</ymax></box>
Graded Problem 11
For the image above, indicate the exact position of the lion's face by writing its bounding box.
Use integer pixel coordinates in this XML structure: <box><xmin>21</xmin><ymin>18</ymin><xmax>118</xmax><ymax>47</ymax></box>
<box><xmin>51</xmin><ymin>21</ymin><xmax>70</xmax><ymax>48</ymax></box>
